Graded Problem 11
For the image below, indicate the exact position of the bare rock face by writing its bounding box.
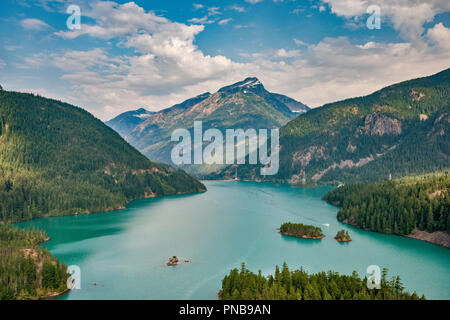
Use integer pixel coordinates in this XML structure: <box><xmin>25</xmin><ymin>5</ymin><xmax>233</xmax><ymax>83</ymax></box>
<box><xmin>410</xmin><ymin>89</ymin><xmax>425</xmax><ymax>102</ymax></box>
<box><xmin>362</xmin><ymin>113</ymin><xmax>402</xmax><ymax>136</ymax></box>
<box><xmin>292</xmin><ymin>146</ymin><xmax>327</xmax><ymax>168</ymax></box>
<box><xmin>0</xmin><ymin>84</ymin><xmax>3</xmax><ymax>90</ymax></box>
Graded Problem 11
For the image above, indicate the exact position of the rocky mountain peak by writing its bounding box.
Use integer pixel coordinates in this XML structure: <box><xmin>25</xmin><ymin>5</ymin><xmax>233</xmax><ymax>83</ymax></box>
<box><xmin>218</xmin><ymin>77</ymin><xmax>265</xmax><ymax>94</ymax></box>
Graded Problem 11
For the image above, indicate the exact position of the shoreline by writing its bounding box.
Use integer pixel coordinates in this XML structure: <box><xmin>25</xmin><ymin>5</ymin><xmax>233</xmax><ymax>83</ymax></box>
<box><xmin>14</xmin><ymin>188</ymin><xmax>207</xmax><ymax>225</ymax></box>
<box><xmin>41</xmin><ymin>287</ymin><xmax>70</xmax><ymax>300</ymax></box>
<box><xmin>340</xmin><ymin>219</ymin><xmax>450</xmax><ymax>249</ymax></box>
<box><xmin>335</xmin><ymin>238</ymin><xmax>352</xmax><ymax>243</ymax></box>
<box><xmin>278</xmin><ymin>230</ymin><xmax>325</xmax><ymax>240</ymax></box>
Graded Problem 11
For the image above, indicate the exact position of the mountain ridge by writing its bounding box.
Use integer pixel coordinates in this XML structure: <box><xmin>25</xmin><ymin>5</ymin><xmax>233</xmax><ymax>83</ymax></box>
<box><xmin>107</xmin><ymin>77</ymin><xmax>309</xmax><ymax>175</ymax></box>
<box><xmin>213</xmin><ymin>68</ymin><xmax>450</xmax><ymax>183</ymax></box>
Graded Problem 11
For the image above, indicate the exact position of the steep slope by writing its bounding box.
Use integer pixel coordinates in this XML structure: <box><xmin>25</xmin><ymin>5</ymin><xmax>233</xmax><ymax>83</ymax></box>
<box><xmin>0</xmin><ymin>223</ymin><xmax>69</xmax><ymax>299</ymax></box>
<box><xmin>323</xmin><ymin>174</ymin><xmax>450</xmax><ymax>247</ymax></box>
<box><xmin>215</xmin><ymin>68</ymin><xmax>450</xmax><ymax>183</ymax></box>
<box><xmin>105</xmin><ymin>108</ymin><xmax>154</xmax><ymax>137</ymax></box>
<box><xmin>0</xmin><ymin>90</ymin><xmax>205</xmax><ymax>222</ymax></box>
<box><xmin>122</xmin><ymin>78</ymin><xmax>309</xmax><ymax>175</ymax></box>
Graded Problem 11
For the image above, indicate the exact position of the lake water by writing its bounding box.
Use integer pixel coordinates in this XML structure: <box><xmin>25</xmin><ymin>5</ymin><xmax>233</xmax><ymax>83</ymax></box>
<box><xmin>18</xmin><ymin>181</ymin><xmax>450</xmax><ymax>300</ymax></box>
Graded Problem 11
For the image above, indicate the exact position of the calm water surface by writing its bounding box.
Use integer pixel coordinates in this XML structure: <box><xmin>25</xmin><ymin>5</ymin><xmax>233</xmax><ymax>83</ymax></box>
<box><xmin>18</xmin><ymin>181</ymin><xmax>450</xmax><ymax>299</ymax></box>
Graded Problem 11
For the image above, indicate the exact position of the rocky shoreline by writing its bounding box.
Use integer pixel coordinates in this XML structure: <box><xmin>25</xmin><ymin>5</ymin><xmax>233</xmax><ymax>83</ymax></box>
<box><xmin>341</xmin><ymin>219</ymin><xmax>449</xmax><ymax>248</ymax></box>
<box><xmin>406</xmin><ymin>229</ymin><xmax>450</xmax><ymax>249</ymax></box>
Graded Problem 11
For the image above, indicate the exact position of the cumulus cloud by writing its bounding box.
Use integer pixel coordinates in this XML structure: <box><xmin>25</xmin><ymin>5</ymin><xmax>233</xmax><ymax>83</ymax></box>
<box><xmin>321</xmin><ymin>0</ymin><xmax>450</xmax><ymax>40</ymax></box>
<box><xmin>276</xmin><ymin>49</ymin><xmax>301</xmax><ymax>58</ymax></box>
<box><xmin>42</xmin><ymin>1</ymin><xmax>247</xmax><ymax>118</ymax></box>
<box><xmin>19</xmin><ymin>0</ymin><xmax>450</xmax><ymax>120</ymax></box>
<box><xmin>426</xmin><ymin>22</ymin><xmax>450</xmax><ymax>49</ymax></box>
<box><xmin>20</xmin><ymin>18</ymin><xmax>51</xmax><ymax>30</ymax></box>
<box><xmin>257</xmin><ymin>35</ymin><xmax>450</xmax><ymax>108</ymax></box>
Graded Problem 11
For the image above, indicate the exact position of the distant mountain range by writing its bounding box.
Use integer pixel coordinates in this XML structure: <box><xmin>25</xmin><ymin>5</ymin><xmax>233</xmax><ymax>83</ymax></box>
<box><xmin>106</xmin><ymin>77</ymin><xmax>309</xmax><ymax>174</ymax></box>
<box><xmin>105</xmin><ymin>108</ymin><xmax>155</xmax><ymax>137</ymax></box>
<box><xmin>215</xmin><ymin>68</ymin><xmax>450</xmax><ymax>183</ymax></box>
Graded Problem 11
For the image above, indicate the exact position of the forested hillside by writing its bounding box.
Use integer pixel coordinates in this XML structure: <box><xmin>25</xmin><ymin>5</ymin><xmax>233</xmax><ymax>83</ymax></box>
<box><xmin>0</xmin><ymin>223</ymin><xmax>68</xmax><ymax>299</ymax></box>
<box><xmin>219</xmin><ymin>263</ymin><xmax>424</xmax><ymax>300</ymax></box>
<box><xmin>215</xmin><ymin>68</ymin><xmax>449</xmax><ymax>184</ymax></box>
<box><xmin>323</xmin><ymin>174</ymin><xmax>450</xmax><ymax>247</ymax></box>
<box><xmin>0</xmin><ymin>90</ymin><xmax>205</xmax><ymax>222</ymax></box>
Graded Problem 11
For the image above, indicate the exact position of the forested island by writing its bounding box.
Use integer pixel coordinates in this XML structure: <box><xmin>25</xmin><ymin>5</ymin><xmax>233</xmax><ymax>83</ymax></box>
<box><xmin>0</xmin><ymin>223</ymin><xmax>68</xmax><ymax>299</ymax></box>
<box><xmin>279</xmin><ymin>223</ymin><xmax>324</xmax><ymax>239</ymax></box>
<box><xmin>219</xmin><ymin>263</ymin><xmax>424</xmax><ymax>300</ymax></box>
<box><xmin>335</xmin><ymin>230</ymin><xmax>352</xmax><ymax>242</ymax></box>
<box><xmin>323</xmin><ymin>174</ymin><xmax>450</xmax><ymax>247</ymax></box>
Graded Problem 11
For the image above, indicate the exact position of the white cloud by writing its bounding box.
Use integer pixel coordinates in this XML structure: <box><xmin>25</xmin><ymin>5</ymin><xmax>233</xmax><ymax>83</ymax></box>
<box><xmin>426</xmin><ymin>22</ymin><xmax>450</xmax><ymax>49</ymax></box>
<box><xmin>276</xmin><ymin>48</ymin><xmax>301</xmax><ymax>58</ymax></box>
<box><xmin>321</xmin><ymin>0</ymin><xmax>450</xmax><ymax>40</ymax></box>
<box><xmin>207</xmin><ymin>7</ymin><xmax>221</xmax><ymax>16</ymax></box>
<box><xmin>19</xmin><ymin>0</ymin><xmax>450</xmax><ymax>121</ymax></box>
<box><xmin>193</xmin><ymin>3</ymin><xmax>204</xmax><ymax>10</ymax></box>
<box><xmin>218</xmin><ymin>18</ymin><xmax>233</xmax><ymax>25</ymax></box>
<box><xmin>245</xmin><ymin>0</ymin><xmax>264</xmax><ymax>4</ymax></box>
<box><xmin>230</xmin><ymin>5</ymin><xmax>246</xmax><ymax>13</ymax></box>
<box><xmin>293</xmin><ymin>38</ymin><xmax>307</xmax><ymax>46</ymax></box>
<box><xmin>257</xmin><ymin>34</ymin><xmax>450</xmax><ymax>108</ymax></box>
<box><xmin>20</xmin><ymin>18</ymin><xmax>51</xmax><ymax>30</ymax></box>
<box><xmin>188</xmin><ymin>16</ymin><xmax>216</xmax><ymax>24</ymax></box>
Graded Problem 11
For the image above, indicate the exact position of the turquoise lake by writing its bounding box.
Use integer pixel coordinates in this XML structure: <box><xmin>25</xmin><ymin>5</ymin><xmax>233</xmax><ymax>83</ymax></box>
<box><xmin>18</xmin><ymin>181</ymin><xmax>450</xmax><ymax>300</ymax></box>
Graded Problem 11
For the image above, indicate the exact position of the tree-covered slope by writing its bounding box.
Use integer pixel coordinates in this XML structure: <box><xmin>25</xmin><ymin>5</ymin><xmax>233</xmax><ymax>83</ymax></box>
<box><xmin>0</xmin><ymin>223</ymin><xmax>68</xmax><ymax>300</ymax></box>
<box><xmin>0</xmin><ymin>90</ymin><xmax>205</xmax><ymax>222</ymax></box>
<box><xmin>323</xmin><ymin>174</ymin><xmax>450</xmax><ymax>247</ymax></box>
<box><xmin>216</xmin><ymin>68</ymin><xmax>449</xmax><ymax>183</ymax></box>
<box><xmin>219</xmin><ymin>262</ymin><xmax>424</xmax><ymax>300</ymax></box>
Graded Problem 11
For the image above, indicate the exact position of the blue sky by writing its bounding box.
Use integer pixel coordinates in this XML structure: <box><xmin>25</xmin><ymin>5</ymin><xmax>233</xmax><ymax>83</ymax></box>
<box><xmin>0</xmin><ymin>0</ymin><xmax>449</xmax><ymax>120</ymax></box>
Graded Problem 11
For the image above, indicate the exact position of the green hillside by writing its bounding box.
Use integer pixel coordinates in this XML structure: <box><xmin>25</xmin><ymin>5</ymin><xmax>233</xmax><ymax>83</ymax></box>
<box><xmin>219</xmin><ymin>262</ymin><xmax>424</xmax><ymax>300</ymax></box>
<box><xmin>0</xmin><ymin>223</ymin><xmax>68</xmax><ymax>300</ymax></box>
<box><xmin>216</xmin><ymin>68</ymin><xmax>449</xmax><ymax>183</ymax></box>
<box><xmin>0</xmin><ymin>90</ymin><xmax>205</xmax><ymax>222</ymax></box>
<box><xmin>323</xmin><ymin>174</ymin><xmax>450</xmax><ymax>247</ymax></box>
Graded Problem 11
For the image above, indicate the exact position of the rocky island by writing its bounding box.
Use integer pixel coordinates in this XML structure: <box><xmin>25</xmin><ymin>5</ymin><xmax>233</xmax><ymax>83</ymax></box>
<box><xmin>279</xmin><ymin>223</ymin><xmax>325</xmax><ymax>239</ymax></box>
<box><xmin>167</xmin><ymin>256</ymin><xmax>179</xmax><ymax>266</ymax></box>
<box><xmin>335</xmin><ymin>230</ymin><xmax>352</xmax><ymax>242</ymax></box>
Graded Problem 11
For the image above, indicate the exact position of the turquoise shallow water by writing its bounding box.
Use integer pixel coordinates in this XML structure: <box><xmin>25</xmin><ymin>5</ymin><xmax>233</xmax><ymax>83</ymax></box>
<box><xmin>18</xmin><ymin>181</ymin><xmax>450</xmax><ymax>299</ymax></box>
